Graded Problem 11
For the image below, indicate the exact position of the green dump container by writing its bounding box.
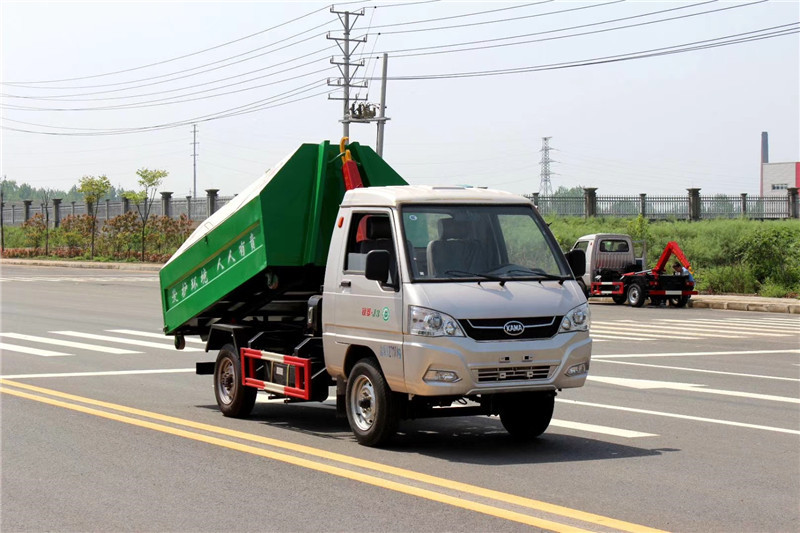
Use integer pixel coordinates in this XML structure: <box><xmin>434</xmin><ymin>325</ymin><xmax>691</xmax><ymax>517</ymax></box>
<box><xmin>159</xmin><ymin>141</ymin><xmax>407</xmax><ymax>335</ymax></box>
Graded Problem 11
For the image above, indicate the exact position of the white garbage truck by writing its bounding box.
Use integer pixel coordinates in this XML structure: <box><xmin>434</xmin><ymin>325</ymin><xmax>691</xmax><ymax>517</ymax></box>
<box><xmin>160</xmin><ymin>140</ymin><xmax>592</xmax><ymax>446</ymax></box>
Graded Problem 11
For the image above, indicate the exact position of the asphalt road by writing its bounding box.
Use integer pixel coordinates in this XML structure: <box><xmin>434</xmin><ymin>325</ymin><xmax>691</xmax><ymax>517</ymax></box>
<box><xmin>1</xmin><ymin>265</ymin><xmax>798</xmax><ymax>532</ymax></box>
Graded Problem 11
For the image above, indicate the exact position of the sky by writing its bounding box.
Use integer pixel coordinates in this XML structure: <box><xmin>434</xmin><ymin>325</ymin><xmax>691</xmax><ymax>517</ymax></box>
<box><xmin>1</xmin><ymin>0</ymin><xmax>798</xmax><ymax>199</ymax></box>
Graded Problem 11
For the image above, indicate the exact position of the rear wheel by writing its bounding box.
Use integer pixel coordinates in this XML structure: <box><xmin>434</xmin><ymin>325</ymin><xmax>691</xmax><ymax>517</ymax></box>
<box><xmin>346</xmin><ymin>358</ymin><xmax>399</xmax><ymax>447</ymax></box>
<box><xmin>670</xmin><ymin>296</ymin><xmax>689</xmax><ymax>308</ymax></box>
<box><xmin>499</xmin><ymin>392</ymin><xmax>555</xmax><ymax>441</ymax></box>
<box><xmin>214</xmin><ymin>344</ymin><xmax>257</xmax><ymax>418</ymax></box>
<box><xmin>627</xmin><ymin>281</ymin><xmax>647</xmax><ymax>308</ymax></box>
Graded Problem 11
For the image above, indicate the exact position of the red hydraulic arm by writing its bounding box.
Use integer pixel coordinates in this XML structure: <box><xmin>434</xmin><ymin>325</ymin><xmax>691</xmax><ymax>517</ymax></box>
<box><xmin>654</xmin><ymin>241</ymin><xmax>692</xmax><ymax>273</ymax></box>
<box><xmin>340</xmin><ymin>137</ymin><xmax>364</xmax><ymax>190</ymax></box>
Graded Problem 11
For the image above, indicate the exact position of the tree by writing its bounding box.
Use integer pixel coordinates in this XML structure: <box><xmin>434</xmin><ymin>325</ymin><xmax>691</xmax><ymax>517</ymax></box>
<box><xmin>124</xmin><ymin>168</ymin><xmax>168</xmax><ymax>261</ymax></box>
<box><xmin>78</xmin><ymin>175</ymin><xmax>111</xmax><ymax>259</ymax></box>
<box><xmin>40</xmin><ymin>188</ymin><xmax>54</xmax><ymax>256</ymax></box>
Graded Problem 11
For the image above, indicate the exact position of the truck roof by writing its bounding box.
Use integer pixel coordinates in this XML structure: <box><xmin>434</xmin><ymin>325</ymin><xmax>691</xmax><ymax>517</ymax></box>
<box><xmin>577</xmin><ymin>233</ymin><xmax>633</xmax><ymax>242</ymax></box>
<box><xmin>341</xmin><ymin>185</ymin><xmax>532</xmax><ymax>207</ymax></box>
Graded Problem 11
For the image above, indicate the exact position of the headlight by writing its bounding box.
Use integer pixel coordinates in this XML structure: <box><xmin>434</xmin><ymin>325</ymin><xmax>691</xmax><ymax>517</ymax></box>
<box><xmin>408</xmin><ymin>306</ymin><xmax>464</xmax><ymax>337</ymax></box>
<box><xmin>559</xmin><ymin>303</ymin><xmax>591</xmax><ymax>333</ymax></box>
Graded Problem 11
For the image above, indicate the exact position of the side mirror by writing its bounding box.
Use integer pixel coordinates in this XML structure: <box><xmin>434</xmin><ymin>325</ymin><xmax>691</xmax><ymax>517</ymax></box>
<box><xmin>365</xmin><ymin>250</ymin><xmax>391</xmax><ymax>283</ymax></box>
<box><xmin>565</xmin><ymin>249</ymin><xmax>586</xmax><ymax>277</ymax></box>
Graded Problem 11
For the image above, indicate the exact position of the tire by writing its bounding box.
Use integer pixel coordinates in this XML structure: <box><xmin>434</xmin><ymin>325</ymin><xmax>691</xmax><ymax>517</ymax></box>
<box><xmin>576</xmin><ymin>279</ymin><xmax>589</xmax><ymax>299</ymax></box>
<box><xmin>671</xmin><ymin>296</ymin><xmax>689</xmax><ymax>308</ymax></box>
<box><xmin>214</xmin><ymin>344</ymin><xmax>257</xmax><ymax>418</ymax></box>
<box><xmin>611</xmin><ymin>294</ymin><xmax>626</xmax><ymax>305</ymax></box>
<box><xmin>499</xmin><ymin>392</ymin><xmax>555</xmax><ymax>441</ymax></box>
<box><xmin>346</xmin><ymin>358</ymin><xmax>399</xmax><ymax>447</ymax></box>
<box><xmin>627</xmin><ymin>281</ymin><xmax>647</xmax><ymax>308</ymax></box>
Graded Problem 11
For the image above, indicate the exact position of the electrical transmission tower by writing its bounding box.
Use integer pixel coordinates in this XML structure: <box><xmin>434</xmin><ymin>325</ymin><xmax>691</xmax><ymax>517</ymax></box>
<box><xmin>327</xmin><ymin>8</ymin><xmax>367</xmax><ymax>138</ymax></box>
<box><xmin>539</xmin><ymin>136</ymin><xmax>555</xmax><ymax>196</ymax></box>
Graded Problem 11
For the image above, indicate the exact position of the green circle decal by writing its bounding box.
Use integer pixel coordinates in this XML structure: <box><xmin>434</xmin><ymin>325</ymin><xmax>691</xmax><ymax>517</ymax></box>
<box><xmin>382</xmin><ymin>307</ymin><xmax>390</xmax><ymax>321</ymax></box>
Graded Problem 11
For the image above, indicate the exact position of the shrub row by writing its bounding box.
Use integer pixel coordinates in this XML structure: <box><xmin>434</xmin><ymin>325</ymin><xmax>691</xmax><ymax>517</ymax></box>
<box><xmin>2</xmin><ymin>212</ymin><xmax>192</xmax><ymax>263</ymax></box>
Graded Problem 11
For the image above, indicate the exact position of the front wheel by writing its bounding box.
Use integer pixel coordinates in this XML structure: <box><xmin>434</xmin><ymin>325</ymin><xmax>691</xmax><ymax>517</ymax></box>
<box><xmin>346</xmin><ymin>359</ymin><xmax>399</xmax><ymax>447</ymax></box>
<box><xmin>214</xmin><ymin>344</ymin><xmax>257</xmax><ymax>418</ymax></box>
<box><xmin>627</xmin><ymin>282</ymin><xmax>647</xmax><ymax>308</ymax></box>
<box><xmin>576</xmin><ymin>279</ymin><xmax>589</xmax><ymax>299</ymax></box>
<box><xmin>499</xmin><ymin>392</ymin><xmax>555</xmax><ymax>441</ymax></box>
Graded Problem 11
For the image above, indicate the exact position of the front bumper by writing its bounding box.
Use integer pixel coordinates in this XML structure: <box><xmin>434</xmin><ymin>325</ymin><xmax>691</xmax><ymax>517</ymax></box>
<box><xmin>401</xmin><ymin>331</ymin><xmax>592</xmax><ymax>396</ymax></box>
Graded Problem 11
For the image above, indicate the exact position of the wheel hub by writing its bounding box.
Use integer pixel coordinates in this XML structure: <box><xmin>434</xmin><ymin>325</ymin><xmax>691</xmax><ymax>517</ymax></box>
<box><xmin>350</xmin><ymin>375</ymin><xmax>376</xmax><ymax>431</ymax></box>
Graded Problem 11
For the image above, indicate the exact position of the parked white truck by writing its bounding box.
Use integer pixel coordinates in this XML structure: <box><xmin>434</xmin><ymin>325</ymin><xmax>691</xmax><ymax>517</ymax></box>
<box><xmin>161</xmin><ymin>140</ymin><xmax>591</xmax><ymax>446</ymax></box>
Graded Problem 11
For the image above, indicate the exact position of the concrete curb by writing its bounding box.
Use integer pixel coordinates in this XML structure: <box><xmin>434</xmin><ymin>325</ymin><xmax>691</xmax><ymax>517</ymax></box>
<box><xmin>0</xmin><ymin>258</ymin><xmax>163</xmax><ymax>272</ymax></box>
<box><xmin>688</xmin><ymin>297</ymin><xmax>800</xmax><ymax>315</ymax></box>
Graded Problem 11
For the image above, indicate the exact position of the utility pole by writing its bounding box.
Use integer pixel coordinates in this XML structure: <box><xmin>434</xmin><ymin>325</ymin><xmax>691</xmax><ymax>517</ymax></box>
<box><xmin>0</xmin><ymin>175</ymin><xmax>5</xmax><ymax>253</ymax></box>
<box><xmin>539</xmin><ymin>137</ymin><xmax>554</xmax><ymax>196</ymax></box>
<box><xmin>327</xmin><ymin>8</ymin><xmax>366</xmax><ymax>138</ymax></box>
<box><xmin>191</xmin><ymin>124</ymin><xmax>199</xmax><ymax>198</ymax></box>
<box><xmin>375</xmin><ymin>53</ymin><xmax>390</xmax><ymax>157</ymax></box>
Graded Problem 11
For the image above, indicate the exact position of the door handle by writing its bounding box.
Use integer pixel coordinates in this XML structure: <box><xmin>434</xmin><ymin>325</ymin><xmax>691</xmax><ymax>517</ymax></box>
<box><xmin>340</xmin><ymin>280</ymin><xmax>351</xmax><ymax>288</ymax></box>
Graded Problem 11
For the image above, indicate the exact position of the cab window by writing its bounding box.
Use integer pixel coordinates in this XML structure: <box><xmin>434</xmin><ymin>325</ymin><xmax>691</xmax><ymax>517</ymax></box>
<box><xmin>599</xmin><ymin>239</ymin><xmax>629</xmax><ymax>253</ymax></box>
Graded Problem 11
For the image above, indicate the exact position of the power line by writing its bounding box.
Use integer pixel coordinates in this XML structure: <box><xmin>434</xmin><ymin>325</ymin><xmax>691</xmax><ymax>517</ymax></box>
<box><xmin>2</xmin><ymin>85</ymin><xmax>334</xmax><ymax>136</ymax></box>
<box><xmin>1</xmin><ymin>32</ymin><xmax>337</xmax><ymax>97</ymax></box>
<box><xmin>368</xmin><ymin>1</ymin><xmax>554</xmax><ymax>29</ymax></box>
<box><xmin>1</xmin><ymin>0</ymin><xmax>440</xmax><ymax>91</ymax></box>
<box><xmin>372</xmin><ymin>0</ymin><xmax>624</xmax><ymax>35</ymax></box>
<box><xmin>2</xmin><ymin>5</ymin><xmax>332</xmax><ymax>86</ymax></box>
<box><xmin>4</xmin><ymin>66</ymin><xmax>338</xmax><ymax>111</ymax></box>
<box><xmin>370</xmin><ymin>24</ymin><xmax>798</xmax><ymax>80</ymax></box>
<box><xmin>362</xmin><ymin>0</ymin><xmax>760</xmax><ymax>58</ymax></box>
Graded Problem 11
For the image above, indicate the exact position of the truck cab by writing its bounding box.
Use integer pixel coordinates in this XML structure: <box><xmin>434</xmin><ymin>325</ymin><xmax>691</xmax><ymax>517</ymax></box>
<box><xmin>572</xmin><ymin>234</ymin><xmax>643</xmax><ymax>290</ymax></box>
<box><xmin>323</xmin><ymin>186</ymin><xmax>591</xmax><ymax>444</ymax></box>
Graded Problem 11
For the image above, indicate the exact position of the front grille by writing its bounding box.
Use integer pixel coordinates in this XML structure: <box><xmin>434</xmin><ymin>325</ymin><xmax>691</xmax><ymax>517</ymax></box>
<box><xmin>459</xmin><ymin>316</ymin><xmax>562</xmax><ymax>341</ymax></box>
<box><xmin>475</xmin><ymin>364</ymin><xmax>555</xmax><ymax>383</ymax></box>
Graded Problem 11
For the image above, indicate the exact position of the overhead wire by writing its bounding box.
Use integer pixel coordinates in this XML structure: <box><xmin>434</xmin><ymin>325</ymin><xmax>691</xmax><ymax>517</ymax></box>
<box><xmin>5</xmin><ymin>23</ymin><xmax>793</xmax><ymax>136</ymax></box>
<box><xmin>361</xmin><ymin>0</ymin><xmax>761</xmax><ymax>57</ymax></box>
<box><xmin>368</xmin><ymin>0</ymin><xmax>554</xmax><ymax>29</ymax></box>
<box><xmin>372</xmin><ymin>0</ymin><xmax>624</xmax><ymax>35</ymax></box>
<box><xmin>373</xmin><ymin>24</ymin><xmax>798</xmax><ymax>80</ymax></box>
<box><xmin>3</xmin><ymin>2</ymin><xmax>793</xmax><ymax>136</ymax></box>
<box><xmin>1</xmin><ymin>30</ymin><xmax>338</xmax><ymax>97</ymax></box>
<box><xmin>3</xmin><ymin>0</ymin><xmax>737</xmax><ymax>107</ymax></box>
<box><xmin>2</xmin><ymin>83</ymin><xmax>335</xmax><ymax>136</ymax></box>
<box><xmin>1</xmin><ymin>0</ymin><xmax>443</xmax><ymax>91</ymax></box>
<box><xmin>3</xmin><ymin>64</ymin><xmax>339</xmax><ymax>111</ymax></box>
<box><xmin>2</xmin><ymin>5</ymin><xmax>333</xmax><ymax>86</ymax></box>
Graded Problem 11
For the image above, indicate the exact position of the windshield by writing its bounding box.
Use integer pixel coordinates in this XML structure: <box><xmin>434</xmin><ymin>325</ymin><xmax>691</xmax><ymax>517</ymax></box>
<box><xmin>401</xmin><ymin>204</ymin><xmax>571</xmax><ymax>282</ymax></box>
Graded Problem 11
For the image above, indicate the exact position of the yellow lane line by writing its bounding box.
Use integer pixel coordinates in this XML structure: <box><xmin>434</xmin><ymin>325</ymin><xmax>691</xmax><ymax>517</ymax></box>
<box><xmin>1</xmin><ymin>379</ymin><xmax>667</xmax><ymax>533</ymax></box>
<box><xmin>1</xmin><ymin>385</ymin><xmax>592</xmax><ymax>533</ymax></box>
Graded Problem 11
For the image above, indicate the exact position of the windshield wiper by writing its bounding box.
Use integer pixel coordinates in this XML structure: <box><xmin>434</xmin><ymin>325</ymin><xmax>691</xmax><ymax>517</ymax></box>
<box><xmin>444</xmin><ymin>270</ymin><xmax>507</xmax><ymax>286</ymax></box>
<box><xmin>507</xmin><ymin>269</ymin><xmax>572</xmax><ymax>285</ymax></box>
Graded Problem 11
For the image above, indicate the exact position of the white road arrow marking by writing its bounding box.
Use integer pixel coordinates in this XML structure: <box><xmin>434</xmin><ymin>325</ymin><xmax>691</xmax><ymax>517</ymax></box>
<box><xmin>588</xmin><ymin>376</ymin><xmax>800</xmax><ymax>404</ymax></box>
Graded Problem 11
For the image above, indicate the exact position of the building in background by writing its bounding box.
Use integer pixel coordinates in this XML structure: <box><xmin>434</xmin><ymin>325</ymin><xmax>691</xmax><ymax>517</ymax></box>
<box><xmin>761</xmin><ymin>131</ymin><xmax>800</xmax><ymax>195</ymax></box>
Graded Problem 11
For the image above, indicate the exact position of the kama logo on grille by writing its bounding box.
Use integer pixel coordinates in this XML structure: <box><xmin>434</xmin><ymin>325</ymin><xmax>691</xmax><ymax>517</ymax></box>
<box><xmin>503</xmin><ymin>321</ymin><xmax>525</xmax><ymax>336</ymax></box>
